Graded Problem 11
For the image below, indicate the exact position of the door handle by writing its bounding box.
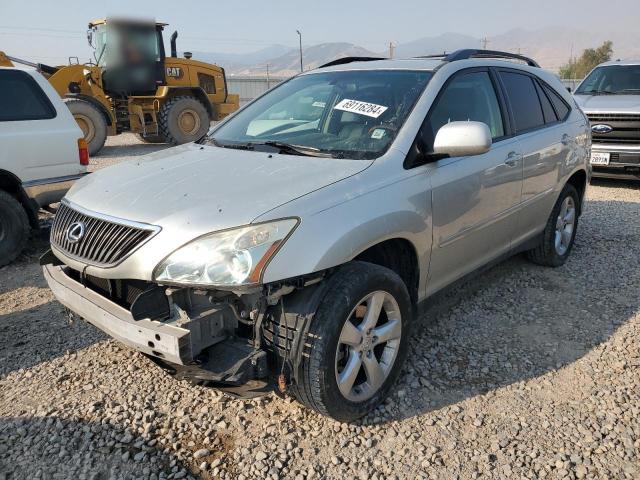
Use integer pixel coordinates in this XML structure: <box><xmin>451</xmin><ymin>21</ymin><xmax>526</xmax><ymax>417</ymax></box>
<box><xmin>504</xmin><ymin>151</ymin><xmax>520</xmax><ymax>167</ymax></box>
<box><xmin>561</xmin><ymin>134</ymin><xmax>570</xmax><ymax>146</ymax></box>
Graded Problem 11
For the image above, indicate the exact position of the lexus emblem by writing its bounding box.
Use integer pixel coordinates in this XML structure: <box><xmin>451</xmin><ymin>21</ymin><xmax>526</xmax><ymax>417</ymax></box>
<box><xmin>66</xmin><ymin>221</ymin><xmax>86</xmax><ymax>244</ymax></box>
<box><xmin>592</xmin><ymin>124</ymin><xmax>613</xmax><ymax>134</ymax></box>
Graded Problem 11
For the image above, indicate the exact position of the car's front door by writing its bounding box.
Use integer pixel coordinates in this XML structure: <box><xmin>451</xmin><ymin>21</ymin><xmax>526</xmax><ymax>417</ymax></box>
<box><xmin>423</xmin><ymin>69</ymin><xmax>523</xmax><ymax>295</ymax></box>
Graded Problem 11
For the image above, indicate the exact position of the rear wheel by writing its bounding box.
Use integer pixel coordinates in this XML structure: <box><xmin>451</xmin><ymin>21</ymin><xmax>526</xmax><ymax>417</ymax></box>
<box><xmin>289</xmin><ymin>262</ymin><xmax>412</xmax><ymax>421</ymax></box>
<box><xmin>64</xmin><ymin>98</ymin><xmax>107</xmax><ymax>156</ymax></box>
<box><xmin>0</xmin><ymin>190</ymin><xmax>30</xmax><ymax>267</ymax></box>
<box><xmin>526</xmin><ymin>183</ymin><xmax>580</xmax><ymax>267</ymax></box>
<box><xmin>158</xmin><ymin>96</ymin><xmax>210</xmax><ymax>145</ymax></box>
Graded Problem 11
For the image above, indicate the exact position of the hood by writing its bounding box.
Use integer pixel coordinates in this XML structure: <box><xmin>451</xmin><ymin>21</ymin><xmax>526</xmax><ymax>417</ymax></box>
<box><xmin>66</xmin><ymin>143</ymin><xmax>372</xmax><ymax>237</ymax></box>
<box><xmin>574</xmin><ymin>94</ymin><xmax>640</xmax><ymax>113</ymax></box>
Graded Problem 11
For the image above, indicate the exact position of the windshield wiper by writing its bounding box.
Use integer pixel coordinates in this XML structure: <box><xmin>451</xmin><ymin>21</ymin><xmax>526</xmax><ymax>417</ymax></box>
<box><xmin>581</xmin><ymin>90</ymin><xmax>616</xmax><ymax>96</ymax></box>
<box><xmin>205</xmin><ymin>137</ymin><xmax>335</xmax><ymax>157</ymax></box>
<box><xmin>251</xmin><ymin>141</ymin><xmax>335</xmax><ymax>158</ymax></box>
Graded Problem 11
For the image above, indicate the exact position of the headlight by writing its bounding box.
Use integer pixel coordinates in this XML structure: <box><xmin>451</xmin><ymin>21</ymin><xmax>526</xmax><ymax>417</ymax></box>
<box><xmin>154</xmin><ymin>219</ymin><xmax>298</xmax><ymax>286</ymax></box>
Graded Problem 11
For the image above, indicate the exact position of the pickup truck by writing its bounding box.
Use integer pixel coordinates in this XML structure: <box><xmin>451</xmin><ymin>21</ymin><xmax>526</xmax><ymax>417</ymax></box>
<box><xmin>0</xmin><ymin>67</ymin><xmax>87</xmax><ymax>266</ymax></box>
<box><xmin>574</xmin><ymin>59</ymin><xmax>640</xmax><ymax>180</ymax></box>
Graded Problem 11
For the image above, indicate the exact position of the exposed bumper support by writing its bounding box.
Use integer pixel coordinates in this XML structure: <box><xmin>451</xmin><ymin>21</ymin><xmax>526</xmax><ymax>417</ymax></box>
<box><xmin>43</xmin><ymin>263</ymin><xmax>273</xmax><ymax>397</ymax></box>
<box><xmin>43</xmin><ymin>264</ymin><xmax>190</xmax><ymax>364</ymax></box>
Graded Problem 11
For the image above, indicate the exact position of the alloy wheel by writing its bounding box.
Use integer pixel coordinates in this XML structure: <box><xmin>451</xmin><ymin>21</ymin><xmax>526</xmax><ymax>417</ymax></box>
<box><xmin>335</xmin><ymin>291</ymin><xmax>402</xmax><ymax>402</ymax></box>
<box><xmin>554</xmin><ymin>196</ymin><xmax>576</xmax><ymax>256</ymax></box>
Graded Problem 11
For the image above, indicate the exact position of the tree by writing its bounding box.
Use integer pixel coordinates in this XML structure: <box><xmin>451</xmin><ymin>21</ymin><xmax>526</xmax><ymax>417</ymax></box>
<box><xmin>559</xmin><ymin>41</ymin><xmax>613</xmax><ymax>79</ymax></box>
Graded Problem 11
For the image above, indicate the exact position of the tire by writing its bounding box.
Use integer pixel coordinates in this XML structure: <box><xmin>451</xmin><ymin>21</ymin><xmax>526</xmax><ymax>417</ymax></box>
<box><xmin>135</xmin><ymin>133</ymin><xmax>166</xmax><ymax>144</ymax></box>
<box><xmin>158</xmin><ymin>96</ymin><xmax>210</xmax><ymax>145</ymax></box>
<box><xmin>64</xmin><ymin>98</ymin><xmax>108</xmax><ymax>156</ymax></box>
<box><xmin>289</xmin><ymin>261</ymin><xmax>412</xmax><ymax>422</ymax></box>
<box><xmin>0</xmin><ymin>190</ymin><xmax>30</xmax><ymax>267</ymax></box>
<box><xmin>526</xmin><ymin>183</ymin><xmax>580</xmax><ymax>267</ymax></box>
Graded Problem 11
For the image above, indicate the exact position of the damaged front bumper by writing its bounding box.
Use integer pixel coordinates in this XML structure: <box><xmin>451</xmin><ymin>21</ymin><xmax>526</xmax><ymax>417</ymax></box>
<box><xmin>43</xmin><ymin>262</ymin><xmax>272</xmax><ymax>397</ymax></box>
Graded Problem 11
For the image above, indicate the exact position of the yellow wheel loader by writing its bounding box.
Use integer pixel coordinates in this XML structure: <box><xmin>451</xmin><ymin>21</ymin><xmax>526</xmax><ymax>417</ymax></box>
<box><xmin>0</xmin><ymin>18</ymin><xmax>239</xmax><ymax>155</ymax></box>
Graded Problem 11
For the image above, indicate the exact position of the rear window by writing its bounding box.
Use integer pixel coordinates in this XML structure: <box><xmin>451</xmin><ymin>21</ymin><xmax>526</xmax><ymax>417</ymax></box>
<box><xmin>499</xmin><ymin>71</ymin><xmax>544</xmax><ymax>132</ymax></box>
<box><xmin>0</xmin><ymin>70</ymin><xmax>56</xmax><ymax>121</ymax></box>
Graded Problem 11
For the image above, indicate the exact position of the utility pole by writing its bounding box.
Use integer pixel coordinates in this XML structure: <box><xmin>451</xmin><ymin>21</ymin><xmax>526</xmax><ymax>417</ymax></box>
<box><xmin>389</xmin><ymin>41</ymin><xmax>396</xmax><ymax>59</ymax></box>
<box><xmin>296</xmin><ymin>30</ymin><xmax>303</xmax><ymax>72</ymax></box>
<box><xmin>481</xmin><ymin>37</ymin><xmax>489</xmax><ymax>50</ymax></box>
<box><xmin>569</xmin><ymin>43</ymin><xmax>574</xmax><ymax>81</ymax></box>
<box><xmin>266</xmin><ymin>63</ymin><xmax>270</xmax><ymax>89</ymax></box>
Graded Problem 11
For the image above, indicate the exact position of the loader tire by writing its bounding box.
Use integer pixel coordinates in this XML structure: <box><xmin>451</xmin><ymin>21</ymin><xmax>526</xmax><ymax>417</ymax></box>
<box><xmin>0</xmin><ymin>190</ymin><xmax>30</xmax><ymax>267</ymax></box>
<box><xmin>135</xmin><ymin>133</ymin><xmax>166</xmax><ymax>144</ymax></box>
<box><xmin>64</xmin><ymin>98</ymin><xmax>108</xmax><ymax>156</ymax></box>
<box><xmin>158</xmin><ymin>96</ymin><xmax>210</xmax><ymax>145</ymax></box>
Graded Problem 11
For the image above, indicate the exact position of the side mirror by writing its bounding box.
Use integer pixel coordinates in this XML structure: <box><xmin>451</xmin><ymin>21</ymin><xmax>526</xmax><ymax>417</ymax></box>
<box><xmin>433</xmin><ymin>121</ymin><xmax>492</xmax><ymax>157</ymax></box>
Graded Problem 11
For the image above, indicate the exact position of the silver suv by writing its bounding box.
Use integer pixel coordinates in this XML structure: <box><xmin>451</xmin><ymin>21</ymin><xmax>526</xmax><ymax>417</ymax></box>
<box><xmin>43</xmin><ymin>50</ymin><xmax>590</xmax><ymax>421</ymax></box>
<box><xmin>574</xmin><ymin>60</ymin><xmax>640</xmax><ymax>180</ymax></box>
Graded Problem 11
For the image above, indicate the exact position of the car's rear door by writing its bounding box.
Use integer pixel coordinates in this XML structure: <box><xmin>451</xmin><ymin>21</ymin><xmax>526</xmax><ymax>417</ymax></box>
<box><xmin>495</xmin><ymin>69</ymin><xmax>574</xmax><ymax>245</ymax></box>
<box><xmin>423</xmin><ymin>68</ymin><xmax>523</xmax><ymax>295</ymax></box>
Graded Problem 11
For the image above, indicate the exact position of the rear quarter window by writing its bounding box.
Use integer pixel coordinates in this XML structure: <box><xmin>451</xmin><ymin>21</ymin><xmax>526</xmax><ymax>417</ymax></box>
<box><xmin>542</xmin><ymin>83</ymin><xmax>570</xmax><ymax>121</ymax></box>
<box><xmin>0</xmin><ymin>70</ymin><xmax>57</xmax><ymax>122</ymax></box>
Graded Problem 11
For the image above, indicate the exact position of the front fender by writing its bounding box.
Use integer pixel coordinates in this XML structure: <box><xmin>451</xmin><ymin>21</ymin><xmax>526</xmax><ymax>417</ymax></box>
<box><xmin>258</xmin><ymin>163</ymin><xmax>433</xmax><ymax>297</ymax></box>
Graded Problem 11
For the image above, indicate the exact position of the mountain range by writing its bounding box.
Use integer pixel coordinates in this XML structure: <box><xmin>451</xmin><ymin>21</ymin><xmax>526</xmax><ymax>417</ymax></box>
<box><xmin>190</xmin><ymin>27</ymin><xmax>640</xmax><ymax>77</ymax></box>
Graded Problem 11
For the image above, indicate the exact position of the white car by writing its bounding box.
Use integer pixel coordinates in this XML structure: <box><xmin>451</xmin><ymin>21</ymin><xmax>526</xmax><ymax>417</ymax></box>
<box><xmin>0</xmin><ymin>67</ymin><xmax>87</xmax><ymax>266</ymax></box>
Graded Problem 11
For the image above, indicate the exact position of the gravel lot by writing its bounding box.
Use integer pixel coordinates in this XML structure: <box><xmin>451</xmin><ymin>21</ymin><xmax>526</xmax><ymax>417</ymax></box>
<box><xmin>1</xmin><ymin>135</ymin><xmax>639</xmax><ymax>480</ymax></box>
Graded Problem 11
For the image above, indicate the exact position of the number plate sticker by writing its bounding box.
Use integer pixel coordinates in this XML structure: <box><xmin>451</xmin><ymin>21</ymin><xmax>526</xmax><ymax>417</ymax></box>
<box><xmin>334</xmin><ymin>99</ymin><xmax>388</xmax><ymax>118</ymax></box>
<box><xmin>590</xmin><ymin>152</ymin><xmax>610</xmax><ymax>165</ymax></box>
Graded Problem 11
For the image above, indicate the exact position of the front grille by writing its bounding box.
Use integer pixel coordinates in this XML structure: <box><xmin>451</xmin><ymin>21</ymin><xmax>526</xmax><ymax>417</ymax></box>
<box><xmin>587</xmin><ymin>113</ymin><xmax>640</xmax><ymax>145</ymax></box>
<box><xmin>592</xmin><ymin>138</ymin><xmax>640</xmax><ymax>144</ymax></box>
<box><xmin>587</xmin><ymin>113</ymin><xmax>640</xmax><ymax>122</ymax></box>
<box><xmin>51</xmin><ymin>202</ymin><xmax>159</xmax><ymax>267</ymax></box>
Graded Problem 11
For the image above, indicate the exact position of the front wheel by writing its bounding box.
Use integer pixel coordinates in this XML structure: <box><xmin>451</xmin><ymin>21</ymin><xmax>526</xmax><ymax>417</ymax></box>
<box><xmin>290</xmin><ymin>262</ymin><xmax>412</xmax><ymax>422</ymax></box>
<box><xmin>526</xmin><ymin>183</ymin><xmax>580</xmax><ymax>267</ymax></box>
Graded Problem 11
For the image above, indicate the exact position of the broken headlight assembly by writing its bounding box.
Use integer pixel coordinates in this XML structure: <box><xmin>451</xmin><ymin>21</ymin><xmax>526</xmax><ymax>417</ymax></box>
<box><xmin>153</xmin><ymin>219</ymin><xmax>298</xmax><ymax>287</ymax></box>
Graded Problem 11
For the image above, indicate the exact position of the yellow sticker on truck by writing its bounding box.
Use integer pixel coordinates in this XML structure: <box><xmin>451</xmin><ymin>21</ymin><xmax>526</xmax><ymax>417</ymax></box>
<box><xmin>334</xmin><ymin>99</ymin><xmax>388</xmax><ymax>118</ymax></box>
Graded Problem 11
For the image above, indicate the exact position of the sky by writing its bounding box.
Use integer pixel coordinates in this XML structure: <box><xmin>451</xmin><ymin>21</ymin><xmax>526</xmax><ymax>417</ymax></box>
<box><xmin>2</xmin><ymin>0</ymin><xmax>640</xmax><ymax>64</ymax></box>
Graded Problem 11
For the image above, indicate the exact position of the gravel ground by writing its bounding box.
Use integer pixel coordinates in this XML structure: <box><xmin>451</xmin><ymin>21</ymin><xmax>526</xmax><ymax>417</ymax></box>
<box><xmin>1</xmin><ymin>136</ymin><xmax>639</xmax><ymax>480</ymax></box>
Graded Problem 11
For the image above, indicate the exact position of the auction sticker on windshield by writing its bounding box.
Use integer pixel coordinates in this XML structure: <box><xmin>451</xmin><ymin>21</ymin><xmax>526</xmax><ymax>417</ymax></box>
<box><xmin>334</xmin><ymin>99</ymin><xmax>388</xmax><ymax>118</ymax></box>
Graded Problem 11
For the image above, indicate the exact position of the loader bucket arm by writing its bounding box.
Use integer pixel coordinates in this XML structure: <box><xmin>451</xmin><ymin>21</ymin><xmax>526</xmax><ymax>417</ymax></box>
<box><xmin>0</xmin><ymin>51</ymin><xmax>59</xmax><ymax>75</ymax></box>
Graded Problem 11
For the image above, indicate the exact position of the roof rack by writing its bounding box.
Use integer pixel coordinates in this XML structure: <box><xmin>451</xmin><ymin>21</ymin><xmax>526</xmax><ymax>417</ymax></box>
<box><xmin>318</xmin><ymin>49</ymin><xmax>540</xmax><ymax>70</ymax></box>
<box><xmin>417</xmin><ymin>49</ymin><xmax>540</xmax><ymax>68</ymax></box>
<box><xmin>319</xmin><ymin>56</ymin><xmax>387</xmax><ymax>68</ymax></box>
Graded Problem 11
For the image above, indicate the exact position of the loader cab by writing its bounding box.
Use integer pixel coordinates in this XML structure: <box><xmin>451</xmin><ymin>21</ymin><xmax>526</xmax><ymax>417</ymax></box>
<box><xmin>88</xmin><ymin>19</ymin><xmax>166</xmax><ymax>95</ymax></box>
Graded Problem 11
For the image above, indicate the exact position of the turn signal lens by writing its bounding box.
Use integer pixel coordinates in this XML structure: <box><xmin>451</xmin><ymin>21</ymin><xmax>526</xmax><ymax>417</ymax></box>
<box><xmin>78</xmin><ymin>138</ymin><xmax>89</xmax><ymax>166</ymax></box>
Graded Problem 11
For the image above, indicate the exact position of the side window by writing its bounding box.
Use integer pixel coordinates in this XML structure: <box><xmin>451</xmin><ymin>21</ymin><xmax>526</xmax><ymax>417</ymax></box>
<box><xmin>542</xmin><ymin>84</ymin><xmax>570</xmax><ymax>121</ymax></box>
<box><xmin>499</xmin><ymin>71</ymin><xmax>545</xmax><ymax>132</ymax></box>
<box><xmin>534</xmin><ymin>81</ymin><xmax>558</xmax><ymax>124</ymax></box>
<box><xmin>0</xmin><ymin>70</ymin><xmax>56</xmax><ymax>122</ymax></box>
<box><xmin>427</xmin><ymin>71</ymin><xmax>504</xmax><ymax>143</ymax></box>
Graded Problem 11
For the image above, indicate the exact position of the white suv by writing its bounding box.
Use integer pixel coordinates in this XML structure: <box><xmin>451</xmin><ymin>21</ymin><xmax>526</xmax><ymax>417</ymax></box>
<box><xmin>0</xmin><ymin>67</ymin><xmax>87</xmax><ymax>266</ymax></box>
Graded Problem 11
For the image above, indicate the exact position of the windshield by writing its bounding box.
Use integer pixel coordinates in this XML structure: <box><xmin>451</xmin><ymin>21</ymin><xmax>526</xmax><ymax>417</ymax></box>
<box><xmin>576</xmin><ymin>65</ymin><xmax>640</xmax><ymax>95</ymax></box>
<box><xmin>206</xmin><ymin>70</ymin><xmax>433</xmax><ymax>159</ymax></box>
<box><xmin>93</xmin><ymin>23</ymin><xmax>161</xmax><ymax>68</ymax></box>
